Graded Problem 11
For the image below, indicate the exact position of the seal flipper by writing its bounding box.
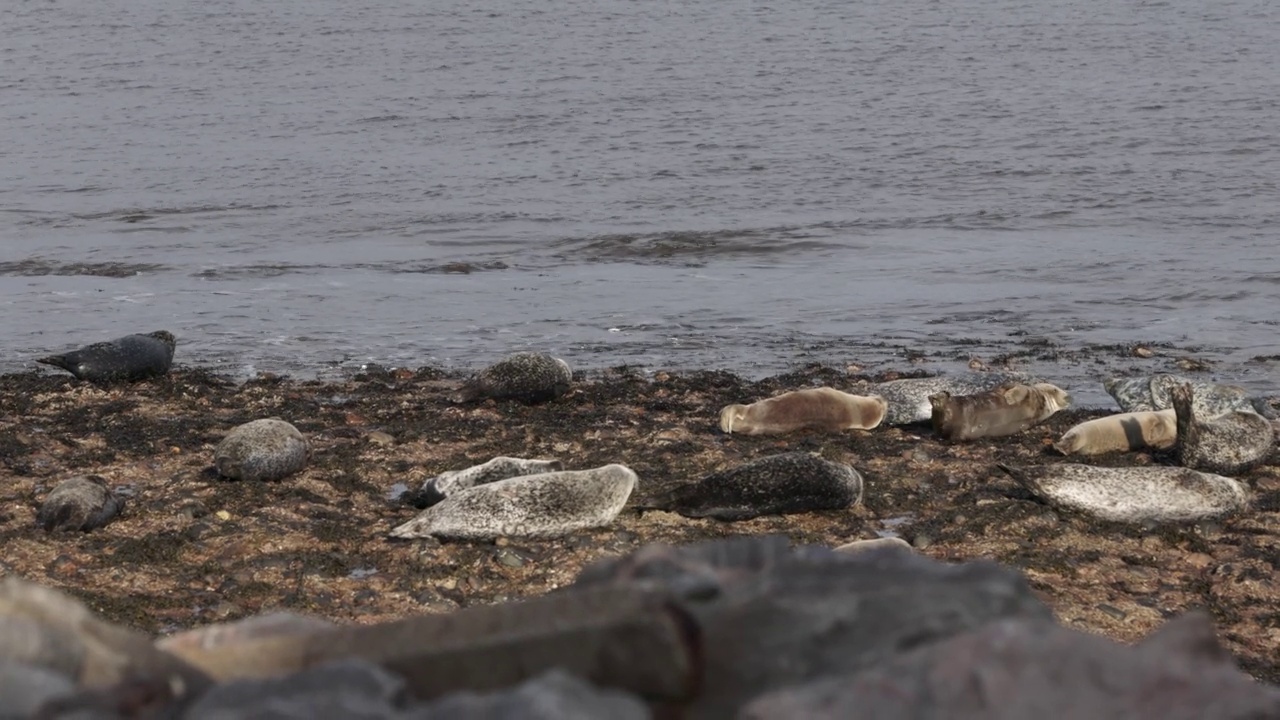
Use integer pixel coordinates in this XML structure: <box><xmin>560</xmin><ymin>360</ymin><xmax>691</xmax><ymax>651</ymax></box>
<box><xmin>36</xmin><ymin>351</ymin><xmax>80</xmax><ymax>375</ymax></box>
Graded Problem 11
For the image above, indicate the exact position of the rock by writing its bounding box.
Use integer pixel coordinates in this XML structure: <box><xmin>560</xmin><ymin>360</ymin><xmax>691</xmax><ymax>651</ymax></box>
<box><xmin>157</xmin><ymin>612</ymin><xmax>339</xmax><ymax>682</ymax></box>
<box><xmin>0</xmin><ymin>661</ymin><xmax>76</xmax><ymax>718</ymax></box>
<box><xmin>181</xmin><ymin>658</ymin><xmax>407</xmax><ymax>720</ymax></box>
<box><xmin>36</xmin><ymin>476</ymin><xmax>126</xmax><ymax>532</ymax></box>
<box><xmin>402</xmin><ymin>669</ymin><xmax>650</xmax><ymax>720</ymax></box>
<box><xmin>214</xmin><ymin>418</ymin><xmax>310</xmax><ymax>482</ymax></box>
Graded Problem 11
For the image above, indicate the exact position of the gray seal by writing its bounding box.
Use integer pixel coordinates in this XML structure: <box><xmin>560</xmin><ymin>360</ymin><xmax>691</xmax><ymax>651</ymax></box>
<box><xmin>36</xmin><ymin>330</ymin><xmax>175</xmax><ymax>383</ymax></box>
<box><xmin>644</xmin><ymin>452</ymin><xmax>863</xmax><ymax>521</ymax></box>
<box><xmin>36</xmin><ymin>476</ymin><xmax>125</xmax><ymax>532</ymax></box>
<box><xmin>451</xmin><ymin>352</ymin><xmax>573</xmax><ymax>404</ymax></box>
<box><xmin>870</xmin><ymin>372</ymin><xmax>1034</xmax><ymax>425</ymax></box>
<box><xmin>1171</xmin><ymin>383</ymin><xmax>1274</xmax><ymax>476</ymax></box>
<box><xmin>410</xmin><ymin>456</ymin><xmax>564</xmax><ymax>507</ymax></box>
<box><xmin>214</xmin><ymin>418</ymin><xmax>310</xmax><ymax>482</ymax></box>
<box><xmin>389</xmin><ymin>464</ymin><xmax>637</xmax><ymax>540</ymax></box>
<box><xmin>1104</xmin><ymin>373</ymin><xmax>1258</xmax><ymax>417</ymax></box>
<box><xmin>930</xmin><ymin>383</ymin><xmax>1070</xmax><ymax>442</ymax></box>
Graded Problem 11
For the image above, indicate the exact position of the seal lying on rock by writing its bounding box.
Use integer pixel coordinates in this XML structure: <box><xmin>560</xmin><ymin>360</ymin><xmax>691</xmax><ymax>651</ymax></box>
<box><xmin>36</xmin><ymin>330</ymin><xmax>176</xmax><ymax>383</ymax></box>
<box><xmin>389</xmin><ymin>464</ymin><xmax>637</xmax><ymax>540</ymax></box>
<box><xmin>36</xmin><ymin>476</ymin><xmax>125</xmax><ymax>532</ymax></box>
<box><xmin>1171</xmin><ymin>383</ymin><xmax>1274</xmax><ymax>475</ymax></box>
<box><xmin>930</xmin><ymin>383</ymin><xmax>1070</xmax><ymax>442</ymax></box>
<box><xmin>642</xmin><ymin>452</ymin><xmax>863</xmax><ymax>521</ymax></box>
<box><xmin>1104</xmin><ymin>373</ymin><xmax>1256</xmax><ymax>416</ymax></box>
<box><xmin>214</xmin><ymin>418</ymin><xmax>310</xmax><ymax>482</ymax></box>
<box><xmin>870</xmin><ymin>372</ymin><xmax>1034</xmax><ymax>425</ymax></box>
<box><xmin>719</xmin><ymin>388</ymin><xmax>887</xmax><ymax>435</ymax></box>
<box><xmin>998</xmin><ymin>463</ymin><xmax>1249</xmax><ymax>524</ymax></box>
<box><xmin>1053</xmin><ymin>410</ymin><xmax>1177</xmax><ymax>456</ymax></box>
<box><xmin>410</xmin><ymin>457</ymin><xmax>564</xmax><ymax>507</ymax></box>
<box><xmin>451</xmin><ymin>352</ymin><xmax>573</xmax><ymax>404</ymax></box>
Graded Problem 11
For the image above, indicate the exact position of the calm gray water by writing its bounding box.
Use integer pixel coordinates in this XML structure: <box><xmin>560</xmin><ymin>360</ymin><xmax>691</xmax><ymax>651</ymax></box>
<box><xmin>3</xmin><ymin>0</ymin><xmax>1279</xmax><ymax>406</ymax></box>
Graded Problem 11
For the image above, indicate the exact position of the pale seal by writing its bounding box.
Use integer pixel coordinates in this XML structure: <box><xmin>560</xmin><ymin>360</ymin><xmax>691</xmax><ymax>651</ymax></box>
<box><xmin>214</xmin><ymin>418</ymin><xmax>310</xmax><ymax>482</ymax></box>
<box><xmin>450</xmin><ymin>352</ymin><xmax>573</xmax><ymax>404</ymax></box>
<box><xmin>1171</xmin><ymin>383</ymin><xmax>1274</xmax><ymax>475</ymax></box>
<box><xmin>719</xmin><ymin>388</ymin><xmax>887</xmax><ymax>435</ymax></box>
<box><xmin>643</xmin><ymin>452</ymin><xmax>863</xmax><ymax>521</ymax></box>
<box><xmin>36</xmin><ymin>476</ymin><xmax>125</xmax><ymax>532</ymax></box>
<box><xmin>930</xmin><ymin>383</ymin><xmax>1070</xmax><ymax>442</ymax></box>
<box><xmin>1052</xmin><ymin>409</ymin><xmax>1177</xmax><ymax>456</ymax></box>
<box><xmin>1104</xmin><ymin>373</ymin><xmax>1255</xmax><ymax>416</ymax></box>
<box><xmin>998</xmin><ymin>463</ymin><xmax>1248</xmax><ymax>524</ymax></box>
<box><xmin>410</xmin><ymin>456</ymin><xmax>564</xmax><ymax>507</ymax></box>
<box><xmin>388</xmin><ymin>464</ymin><xmax>637</xmax><ymax>540</ymax></box>
<box><xmin>833</xmin><ymin>537</ymin><xmax>913</xmax><ymax>554</ymax></box>
<box><xmin>871</xmin><ymin>372</ymin><xmax>1034</xmax><ymax>425</ymax></box>
<box><xmin>36</xmin><ymin>330</ymin><xmax>176</xmax><ymax>383</ymax></box>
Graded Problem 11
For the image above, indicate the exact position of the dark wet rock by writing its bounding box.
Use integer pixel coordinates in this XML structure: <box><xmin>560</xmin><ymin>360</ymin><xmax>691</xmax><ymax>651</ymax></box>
<box><xmin>36</xmin><ymin>330</ymin><xmax>176</xmax><ymax>383</ymax></box>
<box><xmin>402</xmin><ymin>669</ymin><xmax>650</xmax><ymax>720</ymax></box>
<box><xmin>739</xmin><ymin>612</ymin><xmax>1280</xmax><ymax>720</ymax></box>
<box><xmin>36</xmin><ymin>476</ymin><xmax>125</xmax><ymax>532</ymax></box>
<box><xmin>180</xmin><ymin>658</ymin><xmax>407</xmax><ymax>720</ymax></box>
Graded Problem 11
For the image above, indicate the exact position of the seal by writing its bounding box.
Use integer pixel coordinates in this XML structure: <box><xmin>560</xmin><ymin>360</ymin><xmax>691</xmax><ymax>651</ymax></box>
<box><xmin>719</xmin><ymin>388</ymin><xmax>887</xmax><ymax>435</ymax></box>
<box><xmin>1171</xmin><ymin>382</ymin><xmax>1274</xmax><ymax>475</ymax></box>
<box><xmin>388</xmin><ymin>464</ymin><xmax>637</xmax><ymax>540</ymax></box>
<box><xmin>930</xmin><ymin>383</ymin><xmax>1070</xmax><ymax>441</ymax></box>
<box><xmin>214</xmin><ymin>418</ymin><xmax>310</xmax><ymax>482</ymax></box>
<box><xmin>1104</xmin><ymin>373</ymin><xmax>1254</xmax><ymax>416</ymax></box>
<box><xmin>36</xmin><ymin>476</ymin><xmax>125</xmax><ymax>532</ymax></box>
<box><xmin>643</xmin><ymin>452</ymin><xmax>863</xmax><ymax>521</ymax></box>
<box><xmin>833</xmin><ymin>537</ymin><xmax>913</xmax><ymax>554</ymax></box>
<box><xmin>450</xmin><ymin>352</ymin><xmax>573</xmax><ymax>404</ymax></box>
<box><xmin>36</xmin><ymin>330</ymin><xmax>176</xmax><ymax>383</ymax></box>
<box><xmin>998</xmin><ymin>463</ymin><xmax>1248</xmax><ymax>524</ymax></box>
<box><xmin>1052</xmin><ymin>409</ymin><xmax>1177</xmax><ymax>456</ymax></box>
<box><xmin>870</xmin><ymin>372</ymin><xmax>1034</xmax><ymax>425</ymax></box>
<box><xmin>410</xmin><ymin>456</ymin><xmax>564</xmax><ymax>507</ymax></box>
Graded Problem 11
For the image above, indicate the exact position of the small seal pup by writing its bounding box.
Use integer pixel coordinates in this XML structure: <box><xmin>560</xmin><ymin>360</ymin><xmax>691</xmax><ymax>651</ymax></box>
<box><xmin>930</xmin><ymin>383</ymin><xmax>1070</xmax><ymax>442</ymax></box>
<box><xmin>642</xmin><ymin>452</ymin><xmax>863</xmax><ymax>521</ymax></box>
<box><xmin>719</xmin><ymin>388</ymin><xmax>888</xmax><ymax>435</ymax></box>
<box><xmin>450</xmin><ymin>352</ymin><xmax>573</xmax><ymax>404</ymax></box>
<box><xmin>36</xmin><ymin>330</ymin><xmax>176</xmax><ymax>383</ymax></box>
<box><xmin>388</xmin><ymin>464</ymin><xmax>637</xmax><ymax>540</ymax></box>
<box><xmin>410</xmin><ymin>456</ymin><xmax>564</xmax><ymax>507</ymax></box>
<box><xmin>1171</xmin><ymin>383</ymin><xmax>1274</xmax><ymax>475</ymax></box>
<box><xmin>998</xmin><ymin>463</ymin><xmax>1248</xmax><ymax>524</ymax></box>
<box><xmin>1053</xmin><ymin>409</ymin><xmax>1177</xmax><ymax>456</ymax></box>
<box><xmin>214</xmin><ymin>418</ymin><xmax>310</xmax><ymax>482</ymax></box>
<box><xmin>871</xmin><ymin>372</ymin><xmax>1034</xmax><ymax>425</ymax></box>
<box><xmin>36</xmin><ymin>476</ymin><xmax>125</xmax><ymax>532</ymax></box>
<box><xmin>1104</xmin><ymin>373</ymin><xmax>1254</xmax><ymax>416</ymax></box>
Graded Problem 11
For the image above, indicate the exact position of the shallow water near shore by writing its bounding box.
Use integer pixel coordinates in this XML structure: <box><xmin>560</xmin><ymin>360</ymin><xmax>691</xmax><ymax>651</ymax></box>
<box><xmin>3</xmin><ymin>0</ymin><xmax>1279</xmax><ymax>407</ymax></box>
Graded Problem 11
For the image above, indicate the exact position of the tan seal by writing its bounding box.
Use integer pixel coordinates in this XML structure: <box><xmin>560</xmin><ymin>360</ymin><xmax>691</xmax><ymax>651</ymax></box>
<box><xmin>1053</xmin><ymin>409</ymin><xmax>1177</xmax><ymax>456</ymax></box>
<box><xmin>930</xmin><ymin>383</ymin><xmax>1070</xmax><ymax>441</ymax></box>
<box><xmin>719</xmin><ymin>388</ymin><xmax>887</xmax><ymax>435</ymax></box>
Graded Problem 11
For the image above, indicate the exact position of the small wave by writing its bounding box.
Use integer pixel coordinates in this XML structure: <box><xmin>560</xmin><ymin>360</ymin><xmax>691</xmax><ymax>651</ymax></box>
<box><xmin>70</xmin><ymin>205</ymin><xmax>283</xmax><ymax>222</ymax></box>
<box><xmin>548</xmin><ymin>227</ymin><xmax>845</xmax><ymax>264</ymax></box>
<box><xmin>0</xmin><ymin>259</ymin><xmax>165</xmax><ymax>278</ymax></box>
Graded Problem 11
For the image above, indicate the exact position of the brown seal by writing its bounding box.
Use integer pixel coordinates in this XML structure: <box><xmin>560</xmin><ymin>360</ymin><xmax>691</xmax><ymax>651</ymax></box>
<box><xmin>1052</xmin><ymin>409</ymin><xmax>1177</xmax><ymax>456</ymax></box>
<box><xmin>719</xmin><ymin>388</ymin><xmax>887</xmax><ymax>435</ymax></box>
<box><xmin>930</xmin><ymin>383</ymin><xmax>1070</xmax><ymax>441</ymax></box>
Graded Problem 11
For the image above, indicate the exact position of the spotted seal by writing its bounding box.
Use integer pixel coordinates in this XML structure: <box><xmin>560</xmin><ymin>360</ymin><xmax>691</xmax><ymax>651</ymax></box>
<box><xmin>36</xmin><ymin>330</ymin><xmax>176</xmax><ymax>383</ymax></box>
<box><xmin>388</xmin><ymin>464</ymin><xmax>637</xmax><ymax>540</ymax></box>
<box><xmin>1171</xmin><ymin>383</ymin><xmax>1274</xmax><ymax>475</ymax></box>
<box><xmin>450</xmin><ymin>352</ymin><xmax>573</xmax><ymax>404</ymax></box>
<box><xmin>719</xmin><ymin>388</ymin><xmax>887</xmax><ymax>435</ymax></box>
<box><xmin>930</xmin><ymin>383</ymin><xmax>1070</xmax><ymax>442</ymax></box>
<box><xmin>642</xmin><ymin>452</ymin><xmax>863</xmax><ymax>521</ymax></box>
<box><xmin>36</xmin><ymin>476</ymin><xmax>125</xmax><ymax>532</ymax></box>
<box><xmin>870</xmin><ymin>372</ymin><xmax>1034</xmax><ymax>425</ymax></box>
<box><xmin>214</xmin><ymin>418</ymin><xmax>310</xmax><ymax>482</ymax></box>
<box><xmin>998</xmin><ymin>463</ymin><xmax>1248</xmax><ymax>524</ymax></box>
<box><xmin>410</xmin><ymin>456</ymin><xmax>564</xmax><ymax>507</ymax></box>
<box><xmin>1052</xmin><ymin>409</ymin><xmax>1177</xmax><ymax>456</ymax></box>
<box><xmin>1104</xmin><ymin>373</ymin><xmax>1257</xmax><ymax>417</ymax></box>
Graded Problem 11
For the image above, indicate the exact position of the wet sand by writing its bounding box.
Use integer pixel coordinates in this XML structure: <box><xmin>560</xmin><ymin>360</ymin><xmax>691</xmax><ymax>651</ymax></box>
<box><xmin>1</xmin><ymin>363</ymin><xmax>1277</xmax><ymax>684</ymax></box>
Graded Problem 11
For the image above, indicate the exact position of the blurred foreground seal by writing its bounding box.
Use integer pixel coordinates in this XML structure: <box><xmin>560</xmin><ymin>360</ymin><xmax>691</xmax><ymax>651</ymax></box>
<box><xmin>411</xmin><ymin>456</ymin><xmax>564</xmax><ymax>507</ymax></box>
<box><xmin>1053</xmin><ymin>410</ymin><xmax>1177</xmax><ymax>456</ymax></box>
<box><xmin>644</xmin><ymin>452</ymin><xmax>863</xmax><ymax>521</ymax></box>
<box><xmin>1171</xmin><ymin>383</ymin><xmax>1274</xmax><ymax>475</ymax></box>
<box><xmin>451</xmin><ymin>352</ymin><xmax>572</xmax><ymax>404</ymax></box>
<box><xmin>931</xmin><ymin>383</ymin><xmax>1070</xmax><ymax>441</ymax></box>
<box><xmin>871</xmin><ymin>372</ymin><xmax>1034</xmax><ymax>425</ymax></box>
<box><xmin>214</xmin><ymin>418</ymin><xmax>310</xmax><ymax>482</ymax></box>
<box><xmin>389</xmin><ymin>464</ymin><xmax>637</xmax><ymax>540</ymax></box>
<box><xmin>719</xmin><ymin>388</ymin><xmax>887</xmax><ymax>435</ymax></box>
<box><xmin>998</xmin><ymin>463</ymin><xmax>1248</xmax><ymax>524</ymax></box>
<box><xmin>36</xmin><ymin>330</ymin><xmax>176</xmax><ymax>383</ymax></box>
<box><xmin>36</xmin><ymin>476</ymin><xmax>125</xmax><ymax>532</ymax></box>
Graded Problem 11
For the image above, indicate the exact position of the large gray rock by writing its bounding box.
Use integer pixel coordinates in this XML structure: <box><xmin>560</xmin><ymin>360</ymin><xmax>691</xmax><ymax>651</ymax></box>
<box><xmin>0</xmin><ymin>662</ymin><xmax>76</xmax><ymax>719</ymax></box>
<box><xmin>182</xmin><ymin>658</ymin><xmax>407</xmax><ymax>720</ymax></box>
<box><xmin>401</xmin><ymin>670</ymin><xmax>650</xmax><ymax>720</ymax></box>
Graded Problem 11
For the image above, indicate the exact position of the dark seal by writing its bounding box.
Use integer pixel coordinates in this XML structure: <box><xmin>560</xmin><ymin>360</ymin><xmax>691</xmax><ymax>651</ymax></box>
<box><xmin>36</xmin><ymin>330</ymin><xmax>176</xmax><ymax>383</ymax></box>
<box><xmin>1171</xmin><ymin>382</ymin><xmax>1274</xmax><ymax>476</ymax></box>
<box><xmin>36</xmin><ymin>476</ymin><xmax>126</xmax><ymax>532</ymax></box>
<box><xmin>450</xmin><ymin>352</ymin><xmax>573</xmax><ymax>404</ymax></box>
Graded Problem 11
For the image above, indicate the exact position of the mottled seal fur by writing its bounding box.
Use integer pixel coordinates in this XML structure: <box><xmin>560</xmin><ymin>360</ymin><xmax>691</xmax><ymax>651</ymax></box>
<box><xmin>871</xmin><ymin>372</ymin><xmax>1034</xmax><ymax>425</ymax></box>
<box><xmin>36</xmin><ymin>476</ymin><xmax>125</xmax><ymax>532</ymax></box>
<box><xmin>719</xmin><ymin>388</ymin><xmax>887</xmax><ymax>435</ymax></box>
<box><xmin>411</xmin><ymin>456</ymin><xmax>564</xmax><ymax>508</ymax></box>
<box><xmin>36</xmin><ymin>330</ymin><xmax>176</xmax><ymax>383</ymax></box>
<box><xmin>930</xmin><ymin>383</ymin><xmax>1070</xmax><ymax>442</ymax></box>
<box><xmin>1171</xmin><ymin>383</ymin><xmax>1274</xmax><ymax>476</ymax></box>
<box><xmin>1104</xmin><ymin>373</ymin><xmax>1255</xmax><ymax>416</ymax></box>
<box><xmin>999</xmin><ymin>463</ymin><xmax>1248</xmax><ymax>524</ymax></box>
<box><xmin>214</xmin><ymin>418</ymin><xmax>310</xmax><ymax>482</ymax></box>
<box><xmin>644</xmin><ymin>452</ymin><xmax>863</xmax><ymax>521</ymax></box>
<box><xmin>451</xmin><ymin>352</ymin><xmax>573</xmax><ymax>404</ymax></box>
<box><xmin>1053</xmin><ymin>409</ymin><xmax>1177</xmax><ymax>456</ymax></box>
<box><xmin>388</xmin><ymin>464</ymin><xmax>637</xmax><ymax>540</ymax></box>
